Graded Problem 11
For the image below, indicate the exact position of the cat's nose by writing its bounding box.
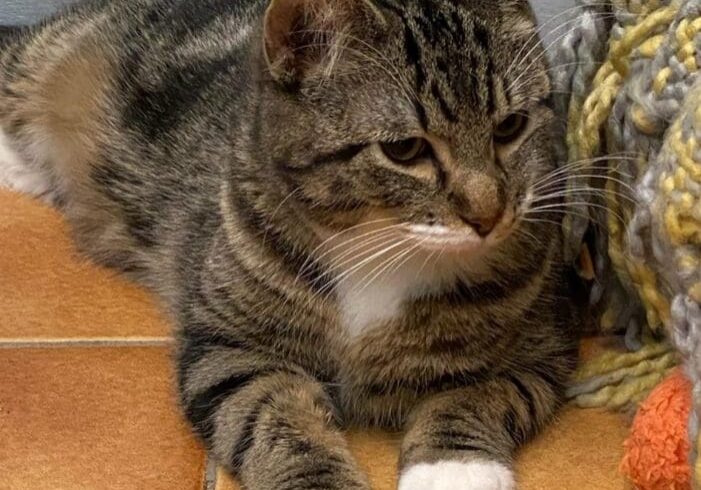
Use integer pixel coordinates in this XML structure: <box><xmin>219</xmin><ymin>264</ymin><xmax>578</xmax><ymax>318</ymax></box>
<box><xmin>448</xmin><ymin>174</ymin><xmax>506</xmax><ymax>237</ymax></box>
<box><xmin>458</xmin><ymin>205</ymin><xmax>504</xmax><ymax>237</ymax></box>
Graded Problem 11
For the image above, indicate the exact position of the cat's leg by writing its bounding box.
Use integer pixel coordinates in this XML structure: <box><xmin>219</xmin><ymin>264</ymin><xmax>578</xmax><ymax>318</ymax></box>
<box><xmin>179</xmin><ymin>341</ymin><xmax>370</xmax><ymax>490</ymax></box>
<box><xmin>398</xmin><ymin>371</ymin><xmax>563</xmax><ymax>490</ymax></box>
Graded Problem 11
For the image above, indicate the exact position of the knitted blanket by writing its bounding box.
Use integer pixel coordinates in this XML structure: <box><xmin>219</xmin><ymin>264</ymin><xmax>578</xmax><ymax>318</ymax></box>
<box><xmin>552</xmin><ymin>0</ymin><xmax>701</xmax><ymax>484</ymax></box>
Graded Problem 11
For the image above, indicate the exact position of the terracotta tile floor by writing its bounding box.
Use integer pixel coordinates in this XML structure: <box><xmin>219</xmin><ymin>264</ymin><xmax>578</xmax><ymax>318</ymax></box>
<box><xmin>0</xmin><ymin>347</ymin><xmax>205</xmax><ymax>490</ymax></box>
<box><xmin>1</xmin><ymin>191</ymin><xmax>206</xmax><ymax>490</ymax></box>
<box><xmin>0</xmin><ymin>192</ymin><xmax>168</xmax><ymax>341</ymax></box>
<box><xmin>1</xmin><ymin>190</ymin><xmax>630</xmax><ymax>489</ymax></box>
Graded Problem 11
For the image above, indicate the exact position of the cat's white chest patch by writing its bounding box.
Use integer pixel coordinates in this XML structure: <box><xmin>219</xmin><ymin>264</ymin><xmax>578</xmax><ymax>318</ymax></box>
<box><xmin>319</xmin><ymin>222</ymin><xmax>462</xmax><ymax>339</ymax></box>
<box><xmin>334</xmin><ymin>255</ymin><xmax>450</xmax><ymax>339</ymax></box>
<box><xmin>335</xmin><ymin>270</ymin><xmax>414</xmax><ymax>338</ymax></box>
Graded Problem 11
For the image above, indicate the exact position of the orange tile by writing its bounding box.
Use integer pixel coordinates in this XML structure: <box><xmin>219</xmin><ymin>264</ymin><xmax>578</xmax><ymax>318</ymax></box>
<box><xmin>0</xmin><ymin>346</ymin><xmax>205</xmax><ymax>490</ymax></box>
<box><xmin>347</xmin><ymin>430</ymin><xmax>401</xmax><ymax>489</ymax></box>
<box><xmin>517</xmin><ymin>407</ymin><xmax>629</xmax><ymax>490</ymax></box>
<box><xmin>216</xmin><ymin>408</ymin><xmax>627</xmax><ymax>490</ymax></box>
<box><xmin>0</xmin><ymin>191</ymin><xmax>170</xmax><ymax>339</ymax></box>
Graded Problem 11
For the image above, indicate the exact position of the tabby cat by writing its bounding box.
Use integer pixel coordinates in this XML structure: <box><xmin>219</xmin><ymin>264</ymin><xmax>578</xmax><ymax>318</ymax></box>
<box><xmin>0</xmin><ymin>0</ymin><xmax>580</xmax><ymax>488</ymax></box>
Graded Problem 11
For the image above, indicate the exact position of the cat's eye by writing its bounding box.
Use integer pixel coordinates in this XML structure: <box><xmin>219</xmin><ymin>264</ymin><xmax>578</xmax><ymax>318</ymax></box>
<box><xmin>380</xmin><ymin>138</ymin><xmax>429</xmax><ymax>164</ymax></box>
<box><xmin>494</xmin><ymin>113</ymin><xmax>528</xmax><ymax>144</ymax></box>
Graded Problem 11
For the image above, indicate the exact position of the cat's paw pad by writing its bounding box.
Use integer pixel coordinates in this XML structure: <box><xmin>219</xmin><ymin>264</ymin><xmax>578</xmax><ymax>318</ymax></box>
<box><xmin>398</xmin><ymin>460</ymin><xmax>515</xmax><ymax>490</ymax></box>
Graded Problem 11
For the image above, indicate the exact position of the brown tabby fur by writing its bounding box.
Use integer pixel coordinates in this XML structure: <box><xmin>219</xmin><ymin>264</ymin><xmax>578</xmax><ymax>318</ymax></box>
<box><xmin>0</xmin><ymin>0</ymin><xmax>581</xmax><ymax>488</ymax></box>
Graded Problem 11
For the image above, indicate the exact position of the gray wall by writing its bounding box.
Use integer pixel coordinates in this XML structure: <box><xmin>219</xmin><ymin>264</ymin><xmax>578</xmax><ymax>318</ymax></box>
<box><xmin>534</xmin><ymin>0</ymin><xmax>580</xmax><ymax>26</ymax></box>
<box><xmin>0</xmin><ymin>0</ymin><xmax>76</xmax><ymax>24</ymax></box>
<box><xmin>534</xmin><ymin>0</ymin><xmax>580</xmax><ymax>52</ymax></box>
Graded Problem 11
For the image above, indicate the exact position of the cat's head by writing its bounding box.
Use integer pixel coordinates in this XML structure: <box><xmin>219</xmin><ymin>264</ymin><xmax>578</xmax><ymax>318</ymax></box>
<box><xmin>253</xmin><ymin>0</ymin><xmax>556</xmax><ymax>273</ymax></box>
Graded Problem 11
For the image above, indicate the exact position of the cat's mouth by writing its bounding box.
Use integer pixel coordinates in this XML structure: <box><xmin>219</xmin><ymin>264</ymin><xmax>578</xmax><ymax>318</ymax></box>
<box><xmin>402</xmin><ymin>225</ymin><xmax>482</xmax><ymax>252</ymax></box>
<box><xmin>402</xmin><ymin>208</ymin><xmax>516</xmax><ymax>252</ymax></box>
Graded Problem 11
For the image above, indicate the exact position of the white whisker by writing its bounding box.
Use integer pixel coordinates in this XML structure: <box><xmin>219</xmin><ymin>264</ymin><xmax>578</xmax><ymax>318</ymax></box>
<box><xmin>506</xmin><ymin>3</ymin><xmax>612</xmax><ymax>77</ymax></box>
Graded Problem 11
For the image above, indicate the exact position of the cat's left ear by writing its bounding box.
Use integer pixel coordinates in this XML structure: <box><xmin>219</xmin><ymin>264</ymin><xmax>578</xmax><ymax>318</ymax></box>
<box><xmin>499</xmin><ymin>0</ymin><xmax>537</xmax><ymax>22</ymax></box>
<box><xmin>498</xmin><ymin>0</ymin><xmax>537</xmax><ymax>37</ymax></box>
<box><xmin>263</xmin><ymin>0</ymin><xmax>384</xmax><ymax>85</ymax></box>
<box><xmin>499</xmin><ymin>0</ymin><xmax>533</xmax><ymax>14</ymax></box>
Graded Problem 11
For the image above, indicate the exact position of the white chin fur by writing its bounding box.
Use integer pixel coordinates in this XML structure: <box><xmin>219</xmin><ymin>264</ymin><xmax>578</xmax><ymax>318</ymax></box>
<box><xmin>398</xmin><ymin>460</ymin><xmax>515</xmax><ymax>490</ymax></box>
<box><xmin>406</xmin><ymin>224</ymin><xmax>481</xmax><ymax>247</ymax></box>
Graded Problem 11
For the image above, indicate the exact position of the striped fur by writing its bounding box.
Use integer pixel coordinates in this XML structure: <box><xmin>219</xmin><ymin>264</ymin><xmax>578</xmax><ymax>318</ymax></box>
<box><xmin>0</xmin><ymin>0</ymin><xmax>580</xmax><ymax>488</ymax></box>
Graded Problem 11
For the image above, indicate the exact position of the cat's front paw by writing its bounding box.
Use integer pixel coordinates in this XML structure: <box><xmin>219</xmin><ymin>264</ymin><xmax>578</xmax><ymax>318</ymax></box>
<box><xmin>398</xmin><ymin>460</ymin><xmax>515</xmax><ymax>490</ymax></box>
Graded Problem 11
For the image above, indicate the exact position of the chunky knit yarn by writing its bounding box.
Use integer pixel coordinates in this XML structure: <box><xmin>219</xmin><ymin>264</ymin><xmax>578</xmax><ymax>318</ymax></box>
<box><xmin>551</xmin><ymin>0</ymin><xmax>701</xmax><ymax>484</ymax></box>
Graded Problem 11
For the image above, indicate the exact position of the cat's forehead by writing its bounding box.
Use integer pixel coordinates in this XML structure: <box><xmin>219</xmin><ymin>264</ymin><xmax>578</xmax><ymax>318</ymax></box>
<box><xmin>378</xmin><ymin>0</ymin><xmax>536</xmax><ymax>40</ymax></box>
<box><xmin>375</xmin><ymin>0</ymin><xmax>540</xmax><ymax>123</ymax></box>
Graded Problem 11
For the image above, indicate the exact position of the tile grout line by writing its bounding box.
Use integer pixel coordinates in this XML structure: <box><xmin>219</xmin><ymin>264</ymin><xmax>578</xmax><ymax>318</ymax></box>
<box><xmin>0</xmin><ymin>337</ymin><xmax>174</xmax><ymax>348</ymax></box>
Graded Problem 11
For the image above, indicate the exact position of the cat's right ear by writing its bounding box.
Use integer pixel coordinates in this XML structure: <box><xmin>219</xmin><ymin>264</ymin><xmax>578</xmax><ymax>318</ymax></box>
<box><xmin>263</xmin><ymin>0</ymin><xmax>382</xmax><ymax>85</ymax></box>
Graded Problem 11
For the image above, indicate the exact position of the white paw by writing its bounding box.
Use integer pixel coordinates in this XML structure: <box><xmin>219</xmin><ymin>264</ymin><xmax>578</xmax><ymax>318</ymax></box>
<box><xmin>398</xmin><ymin>460</ymin><xmax>515</xmax><ymax>490</ymax></box>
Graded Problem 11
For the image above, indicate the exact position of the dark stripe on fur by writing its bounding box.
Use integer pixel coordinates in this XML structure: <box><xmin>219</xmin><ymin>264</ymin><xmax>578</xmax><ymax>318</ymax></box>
<box><xmin>282</xmin><ymin>468</ymin><xmax>335</xmax><ymax>490</ymax></box>
<box><xmin>431</xmin><ymin>82</ymin><xmax>457</xmax><ymax>122</ymax></box>
<box><xmin>415</xmin><ymin>100</ymin><xmax>429</xmax><ymax>129</ymax></box>
<box><xmin>186</xmin><ymin>371</ymin><xmax>263</xmax><ymax>443</ymax></box>
<box><xmin>423</xmin><ymin>366</ymin><xmax>492</xmax><ymax>392</ymax></box>
<box><xmin>230</xmin><ymin>392</ymin><xmax>275</xmax><ymax>470</ymax></box>
<box><xmin>311</xmin><ymin>144</ymin><xmax>367</xmax><ymax>167</ymax></box>
<box><xmin>506</xmin><ymin>374</ymin><xmax>537</xmax><ymax>419</ymax></box>
<box><xmin>230</xmin><ymin>192</ymin><xmax>329</xmax><ymax>293</ymax></box>
<box><xmin>177</xmin><ymin>327</ymin><xmax>247</xmax><ymax>388</ymax></box>
<box><xmin>275</xmin><ymin>144</ymin><xmax>366</xmax><ymax>172</ymax></box>
<box><xmin>443</xmin><ymin>273</ymin><xmax>533</xmax><ymax>305</ymax></box>
<box><xmin>436</xmin><ymin>439</ymin><xmax>489</xmax><ymax>454</ymax></box>
<box><xmin>450</xmin><ymin>11</ymin><xmax>466</xmax><ymax>43</ymax></box>
<box><xmin>503</xmin><ymin>406</ymin><xmax>526</xmax><ymax>445</ymax></box>
<box><xmin>364</xmin><ymin>365</ymin><xmax>492</xmax><ymax>397</ymax></box>
<box><xmin>123</xmin><ymin>53</ymin><xmax>239</xmax><ymax>139</ymax></box>
<box><xmin>485</xmin><ymin>58</ymin><xmax>496</xmax><ymax>114</ymax></box>
<box><xmin>472</xmin><ymin>20</ymin><xmax>490</xmax><ymax>52</ymax></box>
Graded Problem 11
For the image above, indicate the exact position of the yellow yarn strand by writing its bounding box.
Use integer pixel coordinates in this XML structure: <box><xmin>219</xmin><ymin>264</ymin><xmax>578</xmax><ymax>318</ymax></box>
<box><xmin>609</xmin><ymin>6</ymin><xmax>678</xmax><ymax>76</ymax></box>
<box><xmin>574</xmin><ymin>343</ymin><xmax>672</xmax><ymax>381</ymax></box>
<box><xmin>568</xmin><ymin>343</ymin><xmax>677</xmax><ymax>411</ymax></box>
<box><xmin>573</xmin><ymin>367</ymin><xmax>675</xmax><ymax>409</ymax></box>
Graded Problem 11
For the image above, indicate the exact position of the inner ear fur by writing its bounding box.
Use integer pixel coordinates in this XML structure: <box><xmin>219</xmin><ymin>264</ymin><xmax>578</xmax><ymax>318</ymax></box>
<box><xmin>263</xmin><ymin>0</ymin><xmax>384</xmax><ymax>85</ymax></box>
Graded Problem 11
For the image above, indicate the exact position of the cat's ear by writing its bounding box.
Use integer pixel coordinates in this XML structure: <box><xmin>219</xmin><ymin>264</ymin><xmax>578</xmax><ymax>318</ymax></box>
<box><xmin>499</xmin><ymin>0</ymin><xmax>536</xmax><ymax>21</ymax></box>
<box><xmin>499</xmin><ymin>0</ymin><xmax>537</xmax><ymax>36</ymax></box>
<box><xmin>499</xmin><ymin>0</ymin><xmax>532</xmax><ymax>13</ymax></box>
<box><xmin>263</xmin><ymin>0</ymin><xmax>382</xmax><ymax>85</ymax></box>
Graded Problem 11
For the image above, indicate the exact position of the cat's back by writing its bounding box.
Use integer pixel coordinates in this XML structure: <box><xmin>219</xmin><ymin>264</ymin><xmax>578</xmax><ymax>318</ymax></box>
<box><xmin>1</xmin><ymin>0</ymin><xmax>264</xmax><ymax>134</ymax></box>
<box><xmin>0</xmin><ymin>0</ymin><xmax>264</xmax><ymax>275</ymax></box>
